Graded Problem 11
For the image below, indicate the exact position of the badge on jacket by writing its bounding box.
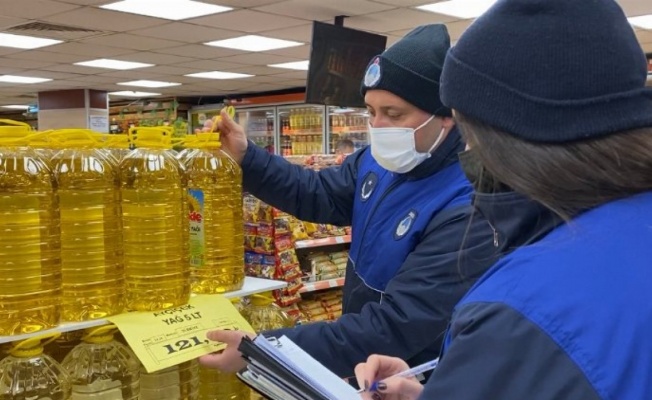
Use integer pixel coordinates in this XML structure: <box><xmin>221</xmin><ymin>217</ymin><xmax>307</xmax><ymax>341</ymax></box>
<box><xmin>395</xmin><ymin>210</ymin><xmax>418</xmax><ymax>240</ymax></box>
<box><xmin>361</xmin><ymin>172</ymin><xmax>378</xmax><ymax>202</ymax></box>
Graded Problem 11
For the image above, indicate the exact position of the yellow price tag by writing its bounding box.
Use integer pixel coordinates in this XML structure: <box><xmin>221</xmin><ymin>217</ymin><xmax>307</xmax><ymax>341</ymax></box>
<box><xmin>107</xmin><ymin>295</ymin><xmax>254</xmax><ymax>373</ymax></box>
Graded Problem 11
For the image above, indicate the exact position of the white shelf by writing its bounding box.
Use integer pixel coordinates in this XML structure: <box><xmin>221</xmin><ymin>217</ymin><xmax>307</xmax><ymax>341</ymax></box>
<box><xmin>299</xmin><ymin>277</ymin><xmax>345</xmax><ymax>293</ymax></box>
<box><xmin>0</xmin><ymin>277</ymin><xmax>287</xmax><ymax>344</ymax></box>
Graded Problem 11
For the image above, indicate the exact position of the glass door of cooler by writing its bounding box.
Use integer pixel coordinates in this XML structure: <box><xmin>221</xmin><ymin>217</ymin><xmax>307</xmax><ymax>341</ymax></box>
<box><xmin>235</xmin><ymin>107</ymin><xmax>276</xmax><ymax>154</ymax></box>
<box><xmin>327</xmin><ymin>107</ymin><xmax>369</xmax><ymax>154</ymax></box>
<box><xmin>277</xmin><ymin>104</ymin><xmax>326</xmax><ymax>156</ymax></box>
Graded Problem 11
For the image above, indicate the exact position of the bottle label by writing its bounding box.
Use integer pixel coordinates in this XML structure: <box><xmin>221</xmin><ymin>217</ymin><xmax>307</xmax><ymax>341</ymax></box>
<box><xmin>188</xmin><ymin>189</ymin><xmax>205</xmax><ymax>268</ymax></box>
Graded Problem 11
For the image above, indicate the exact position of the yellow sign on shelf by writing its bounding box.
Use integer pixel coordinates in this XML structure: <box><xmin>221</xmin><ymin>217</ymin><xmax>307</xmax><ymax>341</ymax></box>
<box><xmin>108</xmin><ymin>295</ymin><xmax>254</xmax><ymax>373</ymax></box>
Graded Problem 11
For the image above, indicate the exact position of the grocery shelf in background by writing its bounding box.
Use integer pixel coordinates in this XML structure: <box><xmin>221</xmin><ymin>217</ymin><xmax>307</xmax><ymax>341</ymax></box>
<box><xmin>299</xmin><ymin>278</ymin><xmax>346</xmax><ymax>294</ymax></box>
<box><xmin>0</xmin><ymin>277</ymin><xmax>287</xmax><ymax>345</ymax></box>
<box><xmin>295</xmin><ymin>235</ymin><xmax>351</xmax><ymax>249</ymax></box>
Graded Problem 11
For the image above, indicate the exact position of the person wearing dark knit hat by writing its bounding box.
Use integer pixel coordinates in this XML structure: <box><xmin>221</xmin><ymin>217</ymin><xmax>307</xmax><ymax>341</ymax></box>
<box><xmin>355</xmin><ymin>0</ymin><xmax>652</xmax><ymax>399</ymax></box>
<box><xmin>200</xmin><ymin>23</ymin><xmax>559</xmax><ymax>385</ymax></box>
<box><xmin>361</xmin><ymin>24</ymin><xmax>456</xmax><ymax>174</ymax></box>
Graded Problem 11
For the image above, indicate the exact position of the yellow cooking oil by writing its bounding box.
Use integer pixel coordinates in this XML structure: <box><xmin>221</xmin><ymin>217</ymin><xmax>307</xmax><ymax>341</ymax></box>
<box><xmin>62</xmin><ymin>324</ymin><xmax>140</xmax><ymax>400</ymax></box>
<box><xmin>0</xmin><ymin>332</ymin><xmax>72</xmax><ymax>399</ymax></box>
<box><xmin>242</xmin><ymin>292</ymin><xmax>294</xmax><ymax>331</ymax></box>
<box><xmin>198</xmin><ymin>297</ymin><xmax>250</xmax><ymax>400</ymax></box>
<box><xmin>120</xmin><ymin>126</ymin><xmax>190</xmax><ymax>311</ymax></box>
<box><xmin>140</xmin><ymin>360</ymin><xmax>199</xmax><ymax>400</ymax></box>
<box><xmin>184</xmin><ymin>108</ymin><xmax>244</xmax><ymax>294</ymax></box>
<box><xmin>0</xmin><ymin>119</ymin><xmax>61</xmax><ymax>335</ymax></box>
<box><xmin>49</xmin><ymin>130</ymin><xmax>124</xmax><ymax>322</ymax></box>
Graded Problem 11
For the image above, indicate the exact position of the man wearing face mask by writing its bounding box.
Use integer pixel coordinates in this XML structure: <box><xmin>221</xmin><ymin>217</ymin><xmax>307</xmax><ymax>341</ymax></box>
<box><xmin>200</xmin><ymin>24</ymin><xmax>526</xmax><ymax>380</ymax></box>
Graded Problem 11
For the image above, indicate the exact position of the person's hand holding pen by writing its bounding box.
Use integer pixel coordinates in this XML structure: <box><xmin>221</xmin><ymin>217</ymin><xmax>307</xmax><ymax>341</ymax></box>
<box><xmin>355</xmin><ymin>355</ymin><xmax>427</xmax><ymax>400</ymax></box>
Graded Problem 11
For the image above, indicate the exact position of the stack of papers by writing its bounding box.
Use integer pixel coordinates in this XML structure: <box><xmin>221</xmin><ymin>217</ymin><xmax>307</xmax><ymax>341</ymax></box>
<box><xmin>237</xmin><ymin>335</ymin><xmax>361</xmax><ymax>400</ymax></box>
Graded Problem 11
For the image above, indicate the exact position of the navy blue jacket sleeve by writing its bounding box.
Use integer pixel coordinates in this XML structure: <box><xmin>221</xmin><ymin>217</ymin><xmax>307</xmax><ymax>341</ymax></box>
<box><xmin>240</xmin><ymin>142</ymin><xmax>363</xmax><ymax>226</ymax></box>
<box><xmin>420</xmin><ymin>302</ymin><xmax>601</xmax><ymax>400</ymax></box>
<box><xmin>265</xmin><ymin>204</ymin><xmax>498</xmax><ymax>378</ymax></box>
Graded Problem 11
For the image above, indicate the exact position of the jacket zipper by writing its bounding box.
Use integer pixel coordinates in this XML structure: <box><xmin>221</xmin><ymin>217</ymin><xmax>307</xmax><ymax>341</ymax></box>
<box><xmin>485</xmin><ymin>218</ymin><xmax>499</xmax><ymax>247</ymax></box>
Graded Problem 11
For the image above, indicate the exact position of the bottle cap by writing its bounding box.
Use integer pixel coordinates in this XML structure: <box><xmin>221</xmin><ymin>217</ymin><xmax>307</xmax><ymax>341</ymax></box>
<box><xmin>9</xmin><ymin>332</ymin><xmax>61</xmax><ymax>358</ymax></box>
<box><xmin>82</xmin><ymin>324</ymin><xmax>119</xmax><ymax>345</ymax></box>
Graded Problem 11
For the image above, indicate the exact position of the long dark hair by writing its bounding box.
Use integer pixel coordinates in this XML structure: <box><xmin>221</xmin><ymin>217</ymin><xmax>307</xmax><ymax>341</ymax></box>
<box><xmin>455</xmin><ymin>112</ymin><xmax>652</xmax><ymax>220</ymax></box>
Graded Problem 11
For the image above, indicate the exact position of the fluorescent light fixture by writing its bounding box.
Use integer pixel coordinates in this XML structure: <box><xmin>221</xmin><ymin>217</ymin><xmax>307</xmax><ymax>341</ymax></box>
<box><xmin>74</xmin><ymin>59</ymin><xmax>153</xmax><ymax>70</ymax></box>
<box><xmin>0</xmin><ymin>33</ymin><xmax>62</xmax><ymax>49</ymax></box>
<box><xmin>108</xmin><ymin>91</ymin><xmax>162</xmax><ymax>97</ymax></box>
<box><xmin>629</xmin><ymin>15</ymin><xmax>652</xmax><ymax>29</ymax></box>
<box><xmin>268</xmin><ymin>60</ymin><xmax>310</xmax><ymax>71</ymax></box>
<box><xmin>0</xmin><ymin>75</ymin><xmax>52</xmax><ymax>84</ymax></box>
<box><xmin>185</xmin><ymin>71</ymin><xmax>253</xmax><ymax>79</ymax></box>
<box><xmin>205</xmin><ymin>35</ymin><xmax>303</xmax><ymax>52</ymax></box>
<box><xmin>417</xmin><ymin>0</ymin><xmax>497</xmax><ymax>19</ymax></box>
<box><xmin>1</xmin><ymin>105</ymin><xmax>29</xmax><ymax>110</ymax></box>
<box><xmin>118</xmin><ymin>80</ymin><xmax>181</xmax><ymax>88</ymax></box>
<box><xmin>101</xmin><ymin>0</ymin><xmax>232</xmax><ymax>21</ymax></box>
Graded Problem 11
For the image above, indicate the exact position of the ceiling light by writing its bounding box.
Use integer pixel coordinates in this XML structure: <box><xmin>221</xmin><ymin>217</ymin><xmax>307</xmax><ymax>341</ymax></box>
<box><xmin>205</xmin><ymin>35</ymin><xmax>303</xmax><ymax>52</ymax></box>
<box><xmin>417</xmin><ymin>0</ymin><xmax>497</xmax><ymax>19</ymax></box>
<box><xmin>109</xmin><ymin>91</ymin><xmax>162</xmax><ymax>97</ymax></box>
<box><xmin>185</xmin><ymin>71</ymin><xmax>253</xmax><ymax>79</ymax></box>
<box><xmin>118</xmin><ymin>80</ymin><xmax>181</xmax><ymax>88</ymax></box>
<box><xmin>629</xmin><ymin>15</ymin><xmax>652</xmax><ymax>29</ymax></box>
<box><xmin>74</xmin><ymin>59</ymin><xmax>153</xmax><ymax>70</ymax></box>
<box><xmin>1</xmin><ymin>105</ymin><xmax>29</xmax><ymax>110</ymax></box>
<box><xmin>268</xmin><ymin>61</ymin><xmax>310</xmax><ymax>71</ymax></box>
<box><xmin>101</xmin><ymin>0</ymin><xmax>232</xmax><ymax>21</ymax></box>
<box><xmin>0</xmin><ymin>33</ymin><xmax>62</xmax><ymax>49</ymax></box>
<box><xmin>0</xmin><ymin>75</ymin><xmax>52</xmax><ymax>84</ymax></box>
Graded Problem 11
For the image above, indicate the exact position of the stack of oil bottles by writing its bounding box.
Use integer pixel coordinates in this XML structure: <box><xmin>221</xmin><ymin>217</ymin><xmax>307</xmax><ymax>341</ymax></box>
<box><xmin>0</xmin><ymin>110</ymin><xmax>295</xmax><ymax>399</ymax></box>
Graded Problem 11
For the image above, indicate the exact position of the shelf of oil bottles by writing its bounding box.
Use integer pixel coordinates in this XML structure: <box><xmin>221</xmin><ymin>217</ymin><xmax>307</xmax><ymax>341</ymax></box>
<box><xmin>0</xmin><ymin>277</ymin><xmax>287</xmax><ymax>345</ymax></box>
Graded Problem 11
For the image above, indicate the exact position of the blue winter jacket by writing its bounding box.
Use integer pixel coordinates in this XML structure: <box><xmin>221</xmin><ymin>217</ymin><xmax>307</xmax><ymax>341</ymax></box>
<box><xmin>241</xmin><ymin>128</ymin><xmax>553</xmax><ymax>377</ymax></box>
<box><xmin>422</xmin><ymin>191</ymin><xmax>652</xmax><ymax>399</ymax></box>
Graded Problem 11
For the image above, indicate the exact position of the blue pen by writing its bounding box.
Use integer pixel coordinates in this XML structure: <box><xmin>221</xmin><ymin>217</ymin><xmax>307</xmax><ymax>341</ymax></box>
<box><xmin>368</xmin><ymin>358</ymin><xmax>439</xmax><ymax>392</ymax></box>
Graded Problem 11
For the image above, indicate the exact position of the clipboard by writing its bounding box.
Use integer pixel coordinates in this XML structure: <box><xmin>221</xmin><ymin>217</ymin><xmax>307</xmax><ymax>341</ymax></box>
<box><xmin>237</xmin><ymin>335</ymin><xmax>331</xmax><ymax>400</ymax></box>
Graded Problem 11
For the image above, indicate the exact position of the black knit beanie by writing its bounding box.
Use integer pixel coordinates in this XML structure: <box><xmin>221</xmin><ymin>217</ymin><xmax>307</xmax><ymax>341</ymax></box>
<box><xmin>361</xmin><ymin>24</ymin><xmax>452</xmax><ymax>117</ymax></box>
<box><xmin>440</xmin><ymin>0</ymin><xmax>652</xmax><ymax>142</ymax></box>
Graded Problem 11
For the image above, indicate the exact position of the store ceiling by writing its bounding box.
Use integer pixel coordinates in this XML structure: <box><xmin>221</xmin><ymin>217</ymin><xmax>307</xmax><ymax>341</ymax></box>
<box><xmin>0</xmin><ymin>0</ymin><xmax>651</xmax><ymax>108</ymax></box>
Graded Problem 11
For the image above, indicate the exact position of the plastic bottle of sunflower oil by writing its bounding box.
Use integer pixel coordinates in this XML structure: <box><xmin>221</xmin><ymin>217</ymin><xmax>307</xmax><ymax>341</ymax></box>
<box><xmin>0</xmin><ymin>119</ymin><xmax>61</xmax><ymax>335</ymax></box>
<box><xmin>0</xmin><ymin>332</ymin><xmax>72</xmax><ymax>399</ymax></box>
<box><xmin>62</xmin><ymin>324</ymin><xmax>140</xmax><ymax>400</ymax></box>
<box><xmin>139</xmin><ymin>360</ymin><xmax>199</xmax><ymax>400</ymax></box>
<box><xmin>49</xmin><ymin>130</ymin><xmax>124</xmax><ymax>322</ymax></box>
<box><xmin>242</xmin><ymin>292</ymin><xmax>294</xmax><ymax>331</ymax></box>
<box><xmin>184</xmin><ymin>123</ymin><xmax>244</xmax><ymax>293</ymax></box>
<box><xmin>119</xmin><ymin>126</ymin><xmax>190</xmax><ymax>311</ymax></box>
<box><xmin>198</xmin><ymin>297</ymin><xmax>250</xmax><ymax>400</ymax></box>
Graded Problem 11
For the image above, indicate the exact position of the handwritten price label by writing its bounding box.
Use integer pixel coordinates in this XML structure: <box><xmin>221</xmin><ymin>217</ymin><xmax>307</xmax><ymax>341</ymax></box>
<box><xmin>108</xmin><ymin>295</ymin><xmax>254</xmax><ymax>373</ymax></box>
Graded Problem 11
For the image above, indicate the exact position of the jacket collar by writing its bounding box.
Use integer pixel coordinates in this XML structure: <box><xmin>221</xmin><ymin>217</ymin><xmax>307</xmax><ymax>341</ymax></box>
<box><xmin>473</xmin><ymin>190</ymin><xmax>563</xmax><ymax>250</ymax></box>
<box><xmin>404</xmin><ymin>126</ymin><xmax>465</xmax><ymax>180</ymax></box>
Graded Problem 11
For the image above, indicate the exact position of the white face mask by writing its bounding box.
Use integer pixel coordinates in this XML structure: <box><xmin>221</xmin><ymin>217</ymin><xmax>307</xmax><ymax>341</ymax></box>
<box><xmin>370</xmin><ymin>115</ymin><xmax>445</xmax><ymax>173</ymax></box>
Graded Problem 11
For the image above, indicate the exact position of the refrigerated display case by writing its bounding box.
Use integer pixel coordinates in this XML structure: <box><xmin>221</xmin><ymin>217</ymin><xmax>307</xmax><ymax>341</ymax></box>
<box><xmin>235</xmin><ymin>108</ymin><xmax>276</xmax><ymax>154</ymax></box>
<box><xmin>278</xmin><ymin>104</ymin><xmax>325</xmax><ymax>156</ymax></box>
<box><xmin>327</xmin><ymin>107</ymin><xmax>369</xmax><ymax>154</ymax></box>
<box><xmin>188</xmin><ymin>102</ymin><xmax>369</xmax><ymax>157</ymax></box>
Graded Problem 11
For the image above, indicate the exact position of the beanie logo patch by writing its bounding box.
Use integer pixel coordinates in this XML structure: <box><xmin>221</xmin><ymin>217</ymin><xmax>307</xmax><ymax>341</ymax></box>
<box><xmin>364</xmin><ymin>57</ymin><xmax>382</xmax><ymax>88</ymax></box>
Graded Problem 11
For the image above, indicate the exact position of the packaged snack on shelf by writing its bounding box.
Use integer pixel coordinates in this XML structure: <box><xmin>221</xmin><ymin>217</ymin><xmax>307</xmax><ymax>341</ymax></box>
<box><xmin>245</xmin><ymin>252</ymin><xmax>276</xmax><ymax>279</ymax></box>
<box><xmin>273</xmin><ymin>215</ymin><xmax>292</xmax><ymax>236</ymax></box>
<box><xmin>281</xmin><ymin>304</ymin><xmax>303</xmax><ymax>324</ymax></box>
<box><xmin>274</xmin><ymin>235</ymin><xmax>294</xmax><ymax>252</ymax></box>
<box><xmin>276</xmin><ymin>248</ymin><xmax>299</xmax><ymax>267</ymax></box>
<box><xmin>243</xmin><ymin>194</ymin><xmax>273</xmax><ymax>223</ymax></box>
<box><xmin>290</xmin><ymin>218</ymin><xmax>309</xmax><ymax>241</ymax></box>
<box><xmin>275</xmin><ymin>291</ymin><xmax>302</xmax><ymax>307</ymax></box>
